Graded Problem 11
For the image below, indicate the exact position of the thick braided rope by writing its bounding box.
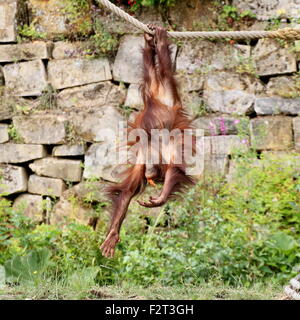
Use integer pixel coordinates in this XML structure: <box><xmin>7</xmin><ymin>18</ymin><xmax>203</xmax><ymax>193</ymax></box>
<box><xmin>98</xmin><ymin>0</ymin><xmax>300</xmax><ymax>40</ymax></box>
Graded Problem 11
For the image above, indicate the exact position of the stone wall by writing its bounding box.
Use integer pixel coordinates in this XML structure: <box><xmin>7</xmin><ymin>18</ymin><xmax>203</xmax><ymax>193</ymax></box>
<box><xmin>0</xmin><ymin>0</ymin><xmax>300</xmax><ymax>225</ymax></box>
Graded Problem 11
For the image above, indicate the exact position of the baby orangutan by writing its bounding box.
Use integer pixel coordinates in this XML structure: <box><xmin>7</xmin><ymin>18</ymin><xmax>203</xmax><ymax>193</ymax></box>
<box><xmin>100</xmin><ymin>26</ymin><xmax>195</xmax><ymax>258</ymax></box>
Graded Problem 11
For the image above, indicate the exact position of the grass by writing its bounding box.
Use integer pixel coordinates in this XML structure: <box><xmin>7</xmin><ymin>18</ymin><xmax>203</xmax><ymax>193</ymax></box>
<box><xmin>0</xmin><ymin>281</ymin><xmax>284</xmax><ymax>300</ymax></box>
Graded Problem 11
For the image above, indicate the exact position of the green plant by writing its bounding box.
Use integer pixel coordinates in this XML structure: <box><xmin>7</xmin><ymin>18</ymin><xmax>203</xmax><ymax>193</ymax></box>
<box><xmin>64</xmin><ymin>122</ymin><xmax>83</xmax><ymax>145</ymax></box>
<box><xmin>4</xmin><ymin>248</ymin><xmax>52</xmax><ymax>284</ymax></box>
<box><xmin>113</xmin><ymin>0</ymin><xmax>176</xmax><ymax>12</ymax></box>
<box><xmin>0</xmin><ymin>198</ymin><xmax>35</xmax><ymax>264</ymax></box>
<box><xmin>7</xmin><ymin>124</ymin><xmax>23</xmax><ymax>143</ymax></box>
<box><xmin>38</xmin><ymin>85</ymin><xmax>58</xmax><ymax>110</ymax></box>
<box><xmin>86</xmin><ymin>20</ymin><xmax>119</xmax><ymax>57</ymax></box>
<box><xmin>110</xmin><ymin>140</ymin><xmax>300</xmax><ymax>285</ymax></box>
<box><xmin>218</xmin><ymin>5</ymin><xmax>256</xmax><ymax>31</ymax></box>
<box><xmin>66</xmin><ymin>266</ymin><xmax>99</xmax><ymax>294</ymax></box>
<box><xmin>18</xmin><ymin>21</ymin><xmax>47</xmax><ymax>41</ymax></box>
<box><xmin>190</xmin><ymin>100</ymin><xmax>209</xmax><ymax>117</ymax></box>
<box><xmin>266</xmin><ymin>17</ymin><xmax>283</xmax><ymax>31</ymax></box>
<box><xmin>235</xmin><ymin>56</ymin><xmax>257</xmax><ymax>77</ymax></box>
<box><xmin>120</xmin><ymin>104</ymin><xmax>136</xmax><ymax>118</ymax></box>
<box><xmin>61</xmin><ymin>0</ymin><xmax>92</xmax><ymax>36</ymax></box>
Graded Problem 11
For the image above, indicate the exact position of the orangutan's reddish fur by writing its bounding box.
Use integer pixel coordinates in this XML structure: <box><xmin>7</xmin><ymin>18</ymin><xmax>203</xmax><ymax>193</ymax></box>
<box><xmin>100</xmin><ymin>26</ymin><xmax>195</xmax><ymax>258</ymax></box>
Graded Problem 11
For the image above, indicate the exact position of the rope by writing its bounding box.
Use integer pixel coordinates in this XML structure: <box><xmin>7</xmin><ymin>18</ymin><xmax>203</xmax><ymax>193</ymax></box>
<box><xmin>98</xmin><ymin>0</ymin><xmax>300</xmax><ymax>40</ymax></box>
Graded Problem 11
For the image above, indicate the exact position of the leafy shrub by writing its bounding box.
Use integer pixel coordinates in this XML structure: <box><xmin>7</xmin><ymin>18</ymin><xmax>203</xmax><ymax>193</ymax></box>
<box><xmin>114</xmin><ymin>153</ymin><xmax>300</xmax><ymax>285</ymax></box>
<box><xmin>5</xmin><ymin>248</ymin><xmax>52</xmax><ymax>283</ymax></box>
<box><xmin>1</xmin><ymin>152</ymin><xmax>299</xmax><ymax>287</ymax></box>
<box><xmin>0</xmin><ymin>199</ymin><xmax>35</xmax><ymax>264</ymax></box>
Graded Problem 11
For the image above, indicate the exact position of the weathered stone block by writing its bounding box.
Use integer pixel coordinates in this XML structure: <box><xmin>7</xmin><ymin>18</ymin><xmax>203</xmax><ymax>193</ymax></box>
<box><xmin>294</xmin><ymin>117</ymin><xmax>300</xmax><ymax>152</ymax></box>
<box><xmin>51</xmin><ymin>195</ymin><xmax>92</xmax><ymax>226</ymax></box>
<box><xmin>203</xmin><ymin>71</ymin><xmax>264</xmax><ymax>115</ymax></box>
<box><xmin>69</xmin><ymin>181</ymin><xmax>107</xmax><ymax>203</ymax></box>
<box><xmin>0</xmin><ymin>95</ymin><xmax>33</xmax><ymax>121</ymax></box>
<box><xmin>52</xmin><ymin>144</ymin><xmax>85</xmax><ymax>157</ymax></box>
<box><xmin>13</xmin><ymin>194</ymin><xmax>44</xmax><ymax>222</ymax></box>
<box><xmin>176</xmin><ymin>71</ymin><xmax>205</xmax><ymax>113</ymax></box>
<box><xmin>52</xmin><ymin>41</ymin><xmax>86</xmax><ymax>59</ymax></box>
<box><xmin>57</xmin><ymin>82</ymin><xmax>126</xmax><ymax>109</ymax></box>
<box><xmin>255</xmin><ymin>97</ymin><xmax>300</xmax><ymax>115</ymax></box>
<box><xmin>3</xmin><ymin>60</ymin><xmax>48</xmax><ymax>96</ymax></box>
<box><xmin>28</xmin><ymin>0</ymin><xmax>92</xmax><ymax>38</ymax></box>
<box><xmin>112</xmin><ymin>36</ymin><xmax>143</xmax><ymax>84</ymax></box>
<box><xmin>0</xmin><ymin>144</ymin><xmax>46</xmax><ymax>163</ymax></box>
<box><xmin>177</xmin><ymin>40</ymin><xmax>251</xmax><ymax>74</ymax></box>
<box><xmin>204</xmin><ymin>71</ymin><xmax>264</xmax><ymax>95</ymax></box>
<box><xmin>124</xmin><ymin>84</ymin><xmax>143</xmax><ymax>109</ymax></box>
<box><xmin>204</xmin><ymin>135</ymin><xmax>249</xmax><ymax>155</ymax></box>
<box><xmin>203</xmin><ymin>155</ymin><xmax>229</xmax><ymax>178</ymax></box>
<box><xmin>70</xmin><ymin>107</ymin><xmax>123</xmax><ymax>142</ymax></box>
<box><xmin>51</xmin><ymin>181</ymin><xmax>107</xmax><ymax>226</ymax></box>
<box><xmin>0</xmin><ymin>99</ymin><xmax>13</xmax><ymax>121</ymax></box>
<box><xmin>175</xmin><ymin>70</ymin><xmax>205</xmax><ymax>93</ymax></box>
<box><xmin>113</xmin><ymin>35</ymin><xmax>177</xmax><ymax>84</ymax></box>
<box><xmin>266</xmin><ymin>76</ymin><xmax>300</xmax><ymax>98</ymax></box>
<box><xmin>0</xmin><ymin>42</ymin><xmax>52</xmax><ymax>62</ymax></box>
<box><xmin>250</xmin><ymin>116</ymin><xmax>293</xmax><ymax>150</ymax></box>
<box><xmin>28</xmin><ymin>174</ymin><xmax>66</xmax><ymax>197</ymax></box>
<box><xmin>13</xmin><ymin>114</ymin><xmax>67</xmax><ymax>144</ymax></box>
<box><xmin>206</xmin><ymin>90</ymin><xmax>256</xmax><ymax>115</ymax></box>
<box><xmin>0</xmin><ymin>164</ymin><xmax>27</xmax><ymax>195</ymax></box>
<box><xmin>29</xmin><ymin>158</ymin><xmax>82</xmax><ymax>182</ymax></box>
<box><xmin>233</xmin><ymin>0</ymin><xmax>300</xmax><ymax>20</ymax></box>
<box><xmin>175</xmin><ymin>71</ymin><xmax>206</xmax><ymax>117</ymax></box>
<box><xmin>112</xmin><ymin>36</ymin><xmax>144</xmax><ymax>84</ymax></box>
<box><xmin>48</xmin><ymin>58</ymin><xmax>112</xmax><ymax>90</ymax></box>
<box><xmin>27</xmin><ymin>0</ymin><xmax>66</xmax><ymax>36</ymax></box>
<box><xmin>0</xmin><ymin>0</ymin><xmax>25</xmax><ymax>43</ymax></box>
<box><xmin>83</xmin><ymin>143</ymin><xmax>119</xmax><ymax>182</ymax></box>
<box><xmin>0</xmin><ymin>124</ymin><xmax>9</xmax><ymax>143</ymax></box>
<box><xmin>194</xmin><ymin>116</ymin><xmax>247</xmax><ymax>136</ymax></box>
<box><xmin>253</xmin><ymin>39</ymin><xmax>297</xmax><ymax>76</ymax></box>
<box><xmin>190</xmin><ymin>135</ymin><xmax>230</xmax><ymax>178</ymax></box>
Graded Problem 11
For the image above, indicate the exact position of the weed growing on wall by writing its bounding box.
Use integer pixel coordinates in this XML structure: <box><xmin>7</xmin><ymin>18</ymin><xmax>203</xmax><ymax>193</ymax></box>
<box><xmin>7</xmin><ymin>125</ymin><xmax>23</xmax><ymax>143</ymax></box>
<box><xmin>87</xmin><ymin>19</ymin><xmax>119</xmax><ymax>57</ymax></box>
<box><xmin>17</xmin><ymin>21</ymin><xmax>47</xmax><ymax>42</ymax></box>
<box><xmin>112</xmin><ymin>0</ymin><xmax>176</xmax><ymax>12</ymax></box>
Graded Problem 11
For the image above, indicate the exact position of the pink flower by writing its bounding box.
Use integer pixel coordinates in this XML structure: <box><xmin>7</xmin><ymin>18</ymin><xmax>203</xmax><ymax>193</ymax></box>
<box><xmin>242</xmin><ymin>139</ymin><xmax>248</xmax><ymax>145</ymax></box>
<box><xmin>219</xmin><ymin>117</ymin><xmax>227</xmax><ymax>136</ymax></box>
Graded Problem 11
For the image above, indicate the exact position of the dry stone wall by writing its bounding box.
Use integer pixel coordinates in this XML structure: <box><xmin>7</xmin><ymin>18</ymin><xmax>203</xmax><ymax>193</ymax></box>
<box><xmin>0</xmin><ymin>0</ymin><xmax>300</xmax><ymax>225</ymax></box>
<box><xmin>232</xmin><ymin>0</ymin><xmax>300</xmax><ymax>21</ymax></box>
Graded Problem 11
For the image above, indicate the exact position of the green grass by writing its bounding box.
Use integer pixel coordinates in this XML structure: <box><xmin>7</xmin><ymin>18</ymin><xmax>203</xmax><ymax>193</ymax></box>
<box><xmin>0</xmin><ymin>281</ymin><xmax>284</xmax><ymax>300</ymax></box>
